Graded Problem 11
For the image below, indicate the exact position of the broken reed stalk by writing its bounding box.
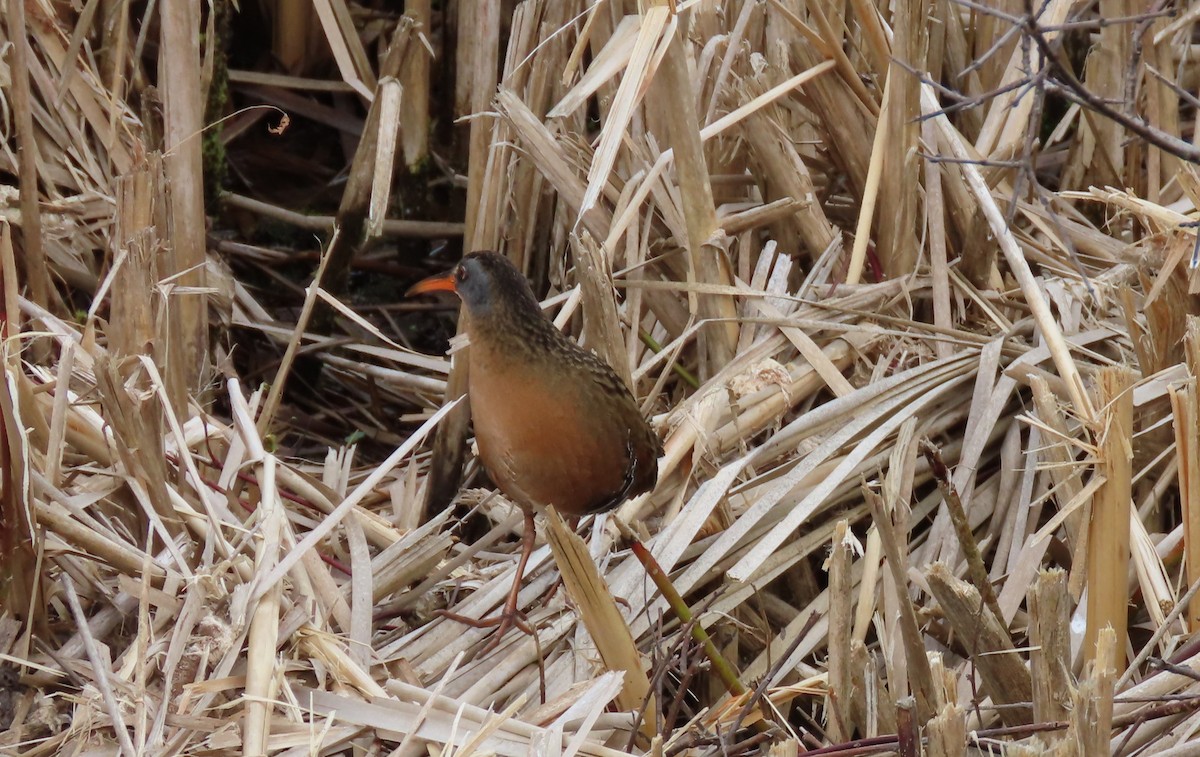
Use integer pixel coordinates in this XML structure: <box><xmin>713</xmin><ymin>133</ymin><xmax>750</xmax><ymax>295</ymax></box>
<box><xmin>1028</xmin><ymin>376</ymin><xmax>1086</xmax><ymax>560</ymax></box>
<box><xmin>544</xmin><ymin>510</ymin><xmax>656</xmax><ymax>738</ymax></box>
<box><xmin>649</xmin><ymin>2</ymin><xmax>737</xmax><ymax>372</ymax></box>
<box><xmin>876</xmin><ymin>0</ymin><xmax>924</xmax><ymax>280</ymax></box>
<box><xmin>1176</xmin><ymin>317</ymin><xmax>1200</xmax><ymax>631</ymax></box>
<box><xmin>846</xmin><ymin>69</ymin><xmax>889</xmax><ymax>287</ymax></box>
<box><xmin>925</xmin><ymin>655</ymin><xmax>965</xmax><ymax>757</ymax></box>
<box><xmin>1027</xmin><ymin>569</ymin><xmax>1073</xmax><ymax>725</ymax></box>
<box><xmin>924</xmin><ymin>562</ymin><xmax>1033</xmax><ymax>727</ymax></box>
<box><xmin>920</xmin><ymin>437</ymin><xmax>1004</xmax><ymax>626</ymax></box>
<box><xmin>925</xmin><ymin>703</ymin><xmax>967</xmax><ymax>757</ymax></box>
<box><xmin>864</xmin><ymin>479</ymin><xmax>936</xmax><ymax>724</ymax></box>
<box><xmin>322</xmin><ymin>22</ymin><xmax>414</xmax><ymax>296</ymax></box>
<box><xmin>1085</xmin><ymin>366</ymin><xmax>1134</xmax><ymax>665</ymax></box>
<box><xmin>896</xmin><ymin>696</ymin><xmax>918</xmax><ymax>757</ymax></box>
<box><xmin>111</xmin><ymin>158</ymin><xmax>160</xmax><ymax>359</ymax></box>
<box><xmin>399</xmin><ymin>0</ymin><xmax>431</xmax><ymax>168</ymax></box>
<box><xmin>826</xmin><ymin>520</ymin><xmax>855</xmax><ymax>742</ymax></box>
<box><xmin>158</xmin><ymin>0</ymin><xmax>208</xmax><ymax>402</ymax></box>
<box><xmin>4</xmin><ymin>0</ymin><xmax>53</xmax><ymax>316</ymax></box>
<box><xmin>1072</xmin><ymin>627</ymin><xmax>1117</xmax><ymax>754</ymax></box>
<box><xmin>462</xmin><ymin>0</ymin><xmax>499</xmax><ymax>245</ymax></box>
<box><xmin>0</xmin><ymin>243</ymin><xmax>38</xmax><ymax>632</ymax></box>
<box><xmin>572</xmin><ymin>231</ymin><xmax>632</xmax><ymax>388</ymax></box>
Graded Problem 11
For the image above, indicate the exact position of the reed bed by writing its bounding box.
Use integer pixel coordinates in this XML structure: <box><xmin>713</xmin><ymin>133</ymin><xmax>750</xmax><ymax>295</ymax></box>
<box><xmin>1</xmin><ymin>1</ymin><xmax>1199</xmax><ymax>755</ymax></box>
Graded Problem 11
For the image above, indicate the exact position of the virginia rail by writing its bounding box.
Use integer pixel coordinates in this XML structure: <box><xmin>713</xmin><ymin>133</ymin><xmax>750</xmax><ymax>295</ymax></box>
<box><xmin>408</xmin><ymin>251</ymin><xmax>661</xmax><ymax>648</ymax></box>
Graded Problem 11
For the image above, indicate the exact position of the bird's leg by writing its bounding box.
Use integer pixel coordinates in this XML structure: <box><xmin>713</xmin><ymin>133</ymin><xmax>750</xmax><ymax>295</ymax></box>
<box><xmin>484</xmin><ymin>507</ymin><xmax>536</xmax><ymax>647</ymax></box>
<box><xmin>436</xmin><ymin>508</ymin><xmax>538</xmax><ymax>651</ymax></box>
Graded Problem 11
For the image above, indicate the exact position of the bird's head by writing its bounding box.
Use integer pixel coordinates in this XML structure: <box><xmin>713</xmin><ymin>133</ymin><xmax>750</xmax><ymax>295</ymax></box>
<box><xmin>406</xmin><ymin>251</ymin><xmax>542</xmax><ymax>324</ymax></box>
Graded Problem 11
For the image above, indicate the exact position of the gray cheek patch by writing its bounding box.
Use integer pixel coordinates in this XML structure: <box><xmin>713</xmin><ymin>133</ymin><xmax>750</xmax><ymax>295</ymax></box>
<box><xmin>459</xmin><ymin>278</ymin><xmax>493</xmax><ymax>317</ymax></box>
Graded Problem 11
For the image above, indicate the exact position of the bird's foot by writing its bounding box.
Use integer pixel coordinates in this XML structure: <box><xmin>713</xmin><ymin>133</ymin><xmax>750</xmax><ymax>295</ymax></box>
<box><xmin>434</xmin><ymin>607</ymin><xmax>536</xmax><ymax>654</ymax></box>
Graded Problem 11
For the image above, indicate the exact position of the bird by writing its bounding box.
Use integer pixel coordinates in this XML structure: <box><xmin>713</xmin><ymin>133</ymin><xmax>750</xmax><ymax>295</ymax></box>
<box><xmin>407</xmin><ymin>251</ymin><xmax>661</xmax><ymax>649</ymax></box>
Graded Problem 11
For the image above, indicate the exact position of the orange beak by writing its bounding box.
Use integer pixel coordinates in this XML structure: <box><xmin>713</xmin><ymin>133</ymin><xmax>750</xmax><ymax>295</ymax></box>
<box><xmin>405</xmin><ymin>271</ymin><xmax>458</xmax><ymax>298</ymax></box>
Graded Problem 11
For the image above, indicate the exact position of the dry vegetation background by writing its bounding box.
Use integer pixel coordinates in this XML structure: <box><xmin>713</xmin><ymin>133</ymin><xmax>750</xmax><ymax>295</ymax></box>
<box><xmin>1</xmin><ymin>0</ymin><xmax>1200</xmax><ymax>755</ymax></box>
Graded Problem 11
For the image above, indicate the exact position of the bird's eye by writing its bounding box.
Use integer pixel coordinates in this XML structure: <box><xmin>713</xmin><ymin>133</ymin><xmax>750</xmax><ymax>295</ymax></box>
<box><xmin>455</xmin><ymin>266</ymin><xmax>468</xmax><ymax>283</ymax></box>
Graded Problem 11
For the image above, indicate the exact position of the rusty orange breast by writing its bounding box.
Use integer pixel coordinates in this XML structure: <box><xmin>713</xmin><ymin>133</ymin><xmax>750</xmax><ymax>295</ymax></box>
<box><xmin>468</xmin><ymin>342</ymin><xmax>635</xmax><ymax>516</ymax></box>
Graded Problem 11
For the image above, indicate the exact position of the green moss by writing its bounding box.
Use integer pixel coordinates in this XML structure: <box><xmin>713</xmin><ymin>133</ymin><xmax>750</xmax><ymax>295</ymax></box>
<box><xmin>202</xmin><ymin>0</ymin><xmax>233</xmax><ymax>209</ymax></box>
<box><xmin>201</xmin><ymin>131</ymin><xmax>227</xmax><ymax>208</ymax></box>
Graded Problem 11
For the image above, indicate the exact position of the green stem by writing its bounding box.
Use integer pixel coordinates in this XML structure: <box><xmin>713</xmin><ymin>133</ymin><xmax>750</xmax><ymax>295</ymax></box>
<box><xmin>618</xmin><ymin>522</ymin><xmax>745</xmax><ymax>697</ymax></box>
<box><xmin>639</xmin><ymin>330</ymin><xmax>700</xmax><ymax>389</ymax></box>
